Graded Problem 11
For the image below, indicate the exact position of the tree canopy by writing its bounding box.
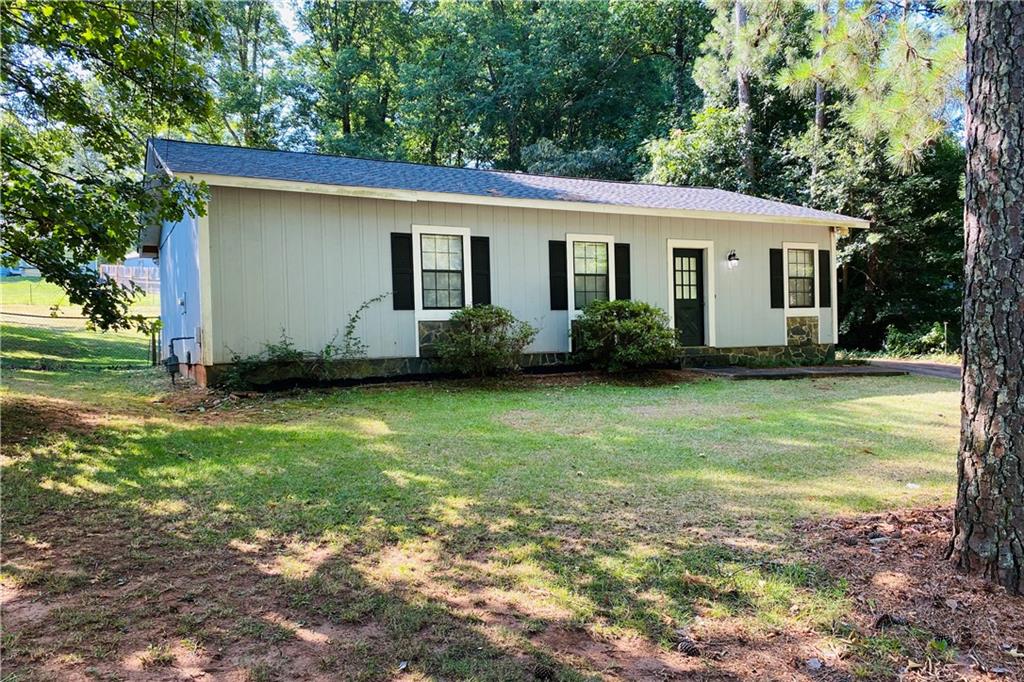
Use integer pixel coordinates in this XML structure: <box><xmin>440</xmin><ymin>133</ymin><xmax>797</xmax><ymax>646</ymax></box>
<box><xmin>1</xmin><ymin>0</ymin><xmax>216</xmax><ymax>329</ymax></box>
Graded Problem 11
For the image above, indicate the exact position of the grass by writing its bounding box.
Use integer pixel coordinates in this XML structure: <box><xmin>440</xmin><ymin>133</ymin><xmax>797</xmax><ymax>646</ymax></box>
<box><xmin>1</xmin><ymin>277</ymin><xmax>159</xmax><ymax>370</ymax></box>
<box><xmin>836</xmin><ymin>349</ymin><xmax>961</xmax><ymax>366</ymax></box>
<box><xmin>1</xmin><ymin>276</ymin><xmax>159</xmax><ymax>314</ymax></box>
<box><xmin>0</xmin><ymin>361</ymin><xmax>964</xmax><ymax>679</ymax></box>
<box><xmin>1</xmin><ymin>323</ymin><xmax>153</xmax><ymax>369</ymax></box>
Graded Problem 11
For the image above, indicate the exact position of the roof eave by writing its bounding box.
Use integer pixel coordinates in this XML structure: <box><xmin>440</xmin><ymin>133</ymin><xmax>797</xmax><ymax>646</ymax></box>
<box><xmin>177</xmin><ymin>171</ymin><xmax>871</xmax><ymax>229</ymax></box>
<box><xmin>138</xmin><ymin>140</ymin><xmax>177</xmax><ymax>255</ymax></box>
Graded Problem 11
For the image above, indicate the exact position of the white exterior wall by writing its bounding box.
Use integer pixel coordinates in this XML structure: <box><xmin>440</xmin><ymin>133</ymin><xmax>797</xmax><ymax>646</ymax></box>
<box><xmin>204</xmin><ymin>186</ymin><xmax>835</xmax><ymax>364</ymax></box>
<box><xmin>158</xmin><ymin>213</ymin><xmax>202</xmax><ymax>363</ymax></box>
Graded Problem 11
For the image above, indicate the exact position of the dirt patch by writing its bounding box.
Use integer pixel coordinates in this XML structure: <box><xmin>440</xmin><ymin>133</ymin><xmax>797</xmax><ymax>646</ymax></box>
<box><xmin>623</xmin><ymin>401</ymin><xmax>745</xmax><ymax>420</ymax></box>
<box><xmin>497</xmin><ymin>408</ymin><xmax>609</xmax><ymax>436</ymax></box>
<box><xmin>798</xmin><ymin>507</ymin><xmax>1023</xmax><ymax>680</ymax></box>
<box><xmin>1</xmin><ymin>511</ymin><xmax>386</xmax><ymax>682</ymax></box>
<box><xmin>7</xmin><ymin>481</ymin><xmax>1018</xmax><ymax>681</ymax></box>
<box><xmin>0</xmin><ymin>395</ymin><xmax>104</xmax><ymax>442</ymax></box>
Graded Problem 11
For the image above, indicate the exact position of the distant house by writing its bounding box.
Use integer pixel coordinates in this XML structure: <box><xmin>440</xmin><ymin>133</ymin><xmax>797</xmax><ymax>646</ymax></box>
<box><xmin>142</xmin><ymin>139</ymin><xmax>868</xmax><ymax>386</ymax></box>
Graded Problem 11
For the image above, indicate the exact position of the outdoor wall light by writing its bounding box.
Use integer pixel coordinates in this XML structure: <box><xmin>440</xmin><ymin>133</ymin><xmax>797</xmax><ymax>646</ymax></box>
<box><xmin>727</xmin><ymin>250</ymin><xmax>740</xmax><ymax>269</ymax></box>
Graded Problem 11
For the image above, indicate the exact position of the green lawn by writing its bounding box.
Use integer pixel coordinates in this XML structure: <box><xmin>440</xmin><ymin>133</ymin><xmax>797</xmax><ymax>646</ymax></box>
<box><xmin>0</xmin><ymin>366</ymin><xmax>973</xmax><ymax>680</ymax></box>
<box><xmin>1</xmin><ymin>322</ymin><xmax>153</xmax><ymax>369</ymax></box>
<box><xmin>1</xmin><ymin>276</ymin><xmax>159</xmax><ymax>315</ymax></box>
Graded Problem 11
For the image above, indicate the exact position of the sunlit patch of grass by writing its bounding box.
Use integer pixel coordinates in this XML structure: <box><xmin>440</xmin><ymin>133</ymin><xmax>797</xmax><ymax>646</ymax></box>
<box><xmin>138</xmin><ymin>642</ymin><xmax>175</xmax><ymax>668</ymax></box>
<box><xmin>138</xmin><ymin>497</ymin><xmax>189</xmax><ymax>516</ymax></box>
<box><xmin>0</xmin><ymin>564</ymin><xmax>89</xmax><ymax>595</ymax></box>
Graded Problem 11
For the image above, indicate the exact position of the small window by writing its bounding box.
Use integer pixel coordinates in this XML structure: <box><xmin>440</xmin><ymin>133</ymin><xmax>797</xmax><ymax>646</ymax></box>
<box><xmin>787</xmin><ymin>248</ymin><xmax>815</xmax><ymax>308</ymax></box>
<box><xmin>573</xmin><ymin>241</ymin><xmax>609</xmax><ymax>309</ymax></box>
<box><xmin>421</xmin><ymin>234</ymin><xmax>464</xmax><ymax>309</ymax></box>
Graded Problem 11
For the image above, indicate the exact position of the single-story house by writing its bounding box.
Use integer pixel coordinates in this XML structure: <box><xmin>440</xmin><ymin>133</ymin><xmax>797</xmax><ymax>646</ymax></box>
<box><xmin>142</xmin><ymin>138</ymin><xmax>868</xmax><ymax>386</ymax></box>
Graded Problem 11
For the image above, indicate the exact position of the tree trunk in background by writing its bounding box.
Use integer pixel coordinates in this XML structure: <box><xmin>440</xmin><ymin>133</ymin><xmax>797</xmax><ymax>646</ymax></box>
<box><xmin>672</xmin><ymin>10</ymin><xmax>689</xmax><ymax>120</ymax></box>
<box><xmin>811</xmin><ymin>0</ymin><xmax>826</xmax><ymax>202</ymax></box>
<box><xmin>734</xmin><ymin>1</ymin><xmax>755</xmax><ymax>183</ymax></box>
<box><xmin>947</xmin><ymin>0</ymin><xmax>1024</xmax><ymax>596</ymax></box>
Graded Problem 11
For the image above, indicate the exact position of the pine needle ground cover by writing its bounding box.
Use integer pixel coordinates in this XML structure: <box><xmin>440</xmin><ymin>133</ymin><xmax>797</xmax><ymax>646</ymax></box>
<box><xmin>2</xmin><ymin>368</ymin><xmax>1019</xmax><ymax>680</ymax></box>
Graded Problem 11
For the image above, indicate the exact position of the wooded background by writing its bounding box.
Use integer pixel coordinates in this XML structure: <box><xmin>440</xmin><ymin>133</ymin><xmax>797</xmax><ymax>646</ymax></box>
<box><xmin>2</xmin><ymin>0</ymin><xmax>966</xmax><ymax>348</ymax></box>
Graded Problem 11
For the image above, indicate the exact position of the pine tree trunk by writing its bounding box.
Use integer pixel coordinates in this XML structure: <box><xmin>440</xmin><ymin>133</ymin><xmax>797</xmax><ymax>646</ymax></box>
<box><xmin>734</xmin><ymin>0</ymin><xmax>756</xmax><ymax>184</ymax></box>
<box><xmin>811</xmin><ymin>0</ymin><xmax>827</xmax><ymax>202</ymax></box>
<box><xmin>947</xmin><ymin>0</ymin><xmax>1024</xmax><ymax>596</ymax></box>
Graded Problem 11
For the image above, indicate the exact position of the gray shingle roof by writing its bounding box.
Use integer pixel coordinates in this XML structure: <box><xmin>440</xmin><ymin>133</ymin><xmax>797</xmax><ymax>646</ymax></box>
<box><xmin>149</xmin><ymin>138</ymin><xmax>866</xmax><ymax>227</ymax></box>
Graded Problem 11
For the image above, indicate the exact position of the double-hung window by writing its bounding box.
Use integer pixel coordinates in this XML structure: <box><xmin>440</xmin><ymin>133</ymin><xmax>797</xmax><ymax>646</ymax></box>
<box><xmin>787</xmin><ymin>248</ymin><xmax>815</xmax><ymax>308</ymax></box>
<box><xmin>421</xmin><ymin>234</ymin><xmax>464</xmax><ymax>309</ymax></box>
<box><xmin>573</xmin><ymin>241</ymin><xmax>609</xmax><ymax>309</ymax></box>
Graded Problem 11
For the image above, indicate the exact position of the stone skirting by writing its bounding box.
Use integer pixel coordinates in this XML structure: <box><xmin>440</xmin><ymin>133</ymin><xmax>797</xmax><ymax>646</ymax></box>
<box><xmin>679</xmin><ymin>343</ymin><xmax>833</xmax><ymax>367</ymax></box>
<box><xmin>786</xmin><ymin>316</ymin><xmax>819</xmax><ymax>347</ymax></box>
<box><xmin>200</xmin><ymin>340</ymin><xmax>832</xmax><ymax>387</ymax></box>
<box><xmin>202</xmin><ymin>351</ymin><xmax>570</xmax><ymax>388</ymax></box>
<box><xmin>417</xmin><ymin>320</ymin><xmax>452</xmax><ymax>358</ymax></box>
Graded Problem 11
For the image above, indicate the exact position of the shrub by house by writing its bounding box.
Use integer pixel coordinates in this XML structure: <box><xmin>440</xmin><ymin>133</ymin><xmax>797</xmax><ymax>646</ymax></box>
<box><xmin>435</xmin><ymin>305</ymin><xmax>538</xmax><ymax>376</ymax></box>
<box><xmin>575</xmin><ymin>300</ymin><xmax>677</xmax><ymax>372</ymax></box>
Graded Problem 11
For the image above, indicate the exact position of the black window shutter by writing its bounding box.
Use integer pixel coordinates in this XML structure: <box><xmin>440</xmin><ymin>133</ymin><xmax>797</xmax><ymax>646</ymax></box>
<box><xmin>390</xmin><ymin>232</ymin><xmax>414</xmax><ymax>310</ymax></box>
<box><xmin>614</xmin><ymin>243</ymin><xmax>631</xmax><ymax>300</ymax></box>
<box><xmin>819</xmin><ymin>249</ymin><xmax>832</xmax><ymax>308</ymax></box>
<box><xmin>769</xmin><ymin>248</ymin><xmax>784</xmax><ymax>309</ymax></box>
<box><xmin>471</xmin><ymin>236</ymin><xmax>491</xmax><ymax>305</ymax></box>
<box><xmin>548</xmin><ymin>240</ymin><xmax>568</xmax><ymax>310</ymax></box>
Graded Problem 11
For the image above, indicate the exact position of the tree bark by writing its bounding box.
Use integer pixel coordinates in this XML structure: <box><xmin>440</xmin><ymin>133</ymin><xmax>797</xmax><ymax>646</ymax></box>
<box><xmin>947</xmin><ymin>0</ymin><xmax>1024</xmax><ymax>596</ymax></box>
<box><xmin>734</xmin><ymin>1</ymin><xmax>756</xmax><ymax>184</ymax></box>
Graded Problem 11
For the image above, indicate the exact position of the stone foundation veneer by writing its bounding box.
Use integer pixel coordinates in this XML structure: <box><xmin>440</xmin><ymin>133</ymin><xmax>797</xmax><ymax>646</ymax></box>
<box><xmin>417</xmin><ymin>320</ymin><xmax>452</xmax><ymax>358</ymax></box>
<box><xmin>786</xmin><ymin>316</ymin><xmax>819</xmax><ymax>347</ymax></box>
<box><xmin>203</xmin><ymin>351</ymin><xmax>569</xmax><ymax>387</ymax></box>
<box><xmin>200</xmin><ymin>320</ymin><xmax>830</xmax><ymax>387</ymax></box>
<box><xmin>679</xmin><ymin>343</ymin><xmax>833</xmax><ymax>367</ymax></box>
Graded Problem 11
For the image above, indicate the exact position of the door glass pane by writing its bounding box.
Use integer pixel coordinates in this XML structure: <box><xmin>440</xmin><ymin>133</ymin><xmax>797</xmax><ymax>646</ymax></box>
<box><xmin>673</xmin><ymin>251</ymin><xmax>700</xmax><ymax>301</ymax></box>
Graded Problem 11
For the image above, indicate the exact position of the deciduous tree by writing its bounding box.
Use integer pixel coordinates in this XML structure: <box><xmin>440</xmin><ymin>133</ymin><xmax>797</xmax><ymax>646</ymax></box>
<box><xmin>1</xmin><ymin>0</ymin><xmax>215</xmax><ymax>330</ymax></box>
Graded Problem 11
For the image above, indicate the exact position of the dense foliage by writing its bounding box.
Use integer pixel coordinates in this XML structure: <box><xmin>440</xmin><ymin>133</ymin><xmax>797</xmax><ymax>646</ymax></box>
<box><xmin>574</xmin><ymin>300</ymin><xmax>678</xmax><ymax>372</ymax></box>
<box><xmin>1</xmin><ymin>0</ymin><xmax>217</xmax><ymax>330</ymax></box>
<box><xmin>435</xmin><ymin>305</ymin><xmax>538</xmax><ymax>377</ymax></box>
<box><xmin>2</xmin><ymin>0</ymin><xmax>966</xmax><ymax>348</ymax></box>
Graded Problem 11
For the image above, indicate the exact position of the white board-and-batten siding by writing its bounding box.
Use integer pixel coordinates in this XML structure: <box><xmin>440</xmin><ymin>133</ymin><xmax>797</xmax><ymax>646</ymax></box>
<box><xmin>203</xmin><ymin>185</ymin><xmax>835</xmax><ymax>365</ymax></box>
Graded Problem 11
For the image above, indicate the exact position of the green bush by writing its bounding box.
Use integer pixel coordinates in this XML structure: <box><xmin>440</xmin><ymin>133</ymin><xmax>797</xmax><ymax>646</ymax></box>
<box><xmin>435</xmin><ymin>305</ymin><xmax>538</xmax><ymax>376</ymax></box>
<box><xmin>574</xmin><ymin>300</ymin><xmax>677</xmax><ymax>372</ymax></box>
<box><xmin>883</xmin><ymin>322</ymin><xmax>950</xmax><ymax>356</ymax></box>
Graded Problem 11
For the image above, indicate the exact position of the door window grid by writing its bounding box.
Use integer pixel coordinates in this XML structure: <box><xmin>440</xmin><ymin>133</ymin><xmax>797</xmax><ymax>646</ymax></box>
<box><xmin>674</xmin><ymin>256</ymin><xmax>698</xmax><ymax>300</ymax></box>
<box><xmin>573</xmin><ymin>241</ymin><xmax>609</xmax><ymax>308</ymax></box>
<box><xmin>421</xmin><ymin>234</ymin><xmax>464</xmax><ymax>309</ymax></box>
<box><xmin>787</xmin><ymin>248</ymin><xmax>815</xmax><ymax>308</ymax></box>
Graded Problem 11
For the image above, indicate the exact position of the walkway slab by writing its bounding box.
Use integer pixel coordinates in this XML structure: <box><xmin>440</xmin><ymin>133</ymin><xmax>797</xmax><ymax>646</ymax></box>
<box><xmin>867</xmin><ymin>360</ymin><xmax>960</xmax><ymax>380</ymax></box>
<box><xmin>691</xmin><ymin>365</ymin><xmax>909</xmax><ymax>380</ymax></box>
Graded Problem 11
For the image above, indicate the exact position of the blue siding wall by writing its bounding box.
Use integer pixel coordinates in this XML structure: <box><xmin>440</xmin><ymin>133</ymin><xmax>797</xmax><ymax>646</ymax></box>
<box><xmin>158</xmin><ymin>214</ymin><xmax>202</xmax><ymax>362</ymax></box>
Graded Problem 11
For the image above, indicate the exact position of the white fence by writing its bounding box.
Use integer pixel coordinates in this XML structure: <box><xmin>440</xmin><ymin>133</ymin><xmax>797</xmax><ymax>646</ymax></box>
<box><xmin>99</xmin><ymin>264</ymin><xmax>160</xmax><ymax>295</ymax></box>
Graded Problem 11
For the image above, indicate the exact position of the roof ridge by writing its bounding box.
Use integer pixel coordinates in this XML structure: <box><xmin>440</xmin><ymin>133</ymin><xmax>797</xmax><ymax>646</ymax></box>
<box><xmin>150</xmin><ymin>137</ymin><xmax>740</xmax><ymax>194</ymax></box>
<box><xmin>148</xmin><ymin>137</ymin><xmax>866</xmax><ymax>226</ymax></box>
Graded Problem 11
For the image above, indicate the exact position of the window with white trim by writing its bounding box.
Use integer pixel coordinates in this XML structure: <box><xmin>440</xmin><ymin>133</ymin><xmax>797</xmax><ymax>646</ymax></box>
<box><xmin>421</xmin><ymin>234</ymin><xmax>464</xmax><ymax>309</ymax></box>
<box><xmin>787</xmin><ymin>248</ymin><xmax>815</xmax><ymax>308</ymax></box>
<box><xmin>573</xmin><ymin>241</ymin><xmax>609</xmax><ymax>309</ymax></box>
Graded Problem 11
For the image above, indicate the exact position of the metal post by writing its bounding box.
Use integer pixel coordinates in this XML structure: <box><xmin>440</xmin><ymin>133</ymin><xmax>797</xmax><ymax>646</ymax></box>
<box><xmin>150</xmin><ymin>329</ymin><xmax>158</xmax><ymax>366</ymax></box>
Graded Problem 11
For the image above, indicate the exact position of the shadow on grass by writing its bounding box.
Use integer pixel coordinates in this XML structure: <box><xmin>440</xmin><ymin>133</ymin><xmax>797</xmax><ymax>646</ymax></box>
<box><xmin>0</xmin><ymin>404</ymin><xmax>857</xmax><ymax>679</ymax></box>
